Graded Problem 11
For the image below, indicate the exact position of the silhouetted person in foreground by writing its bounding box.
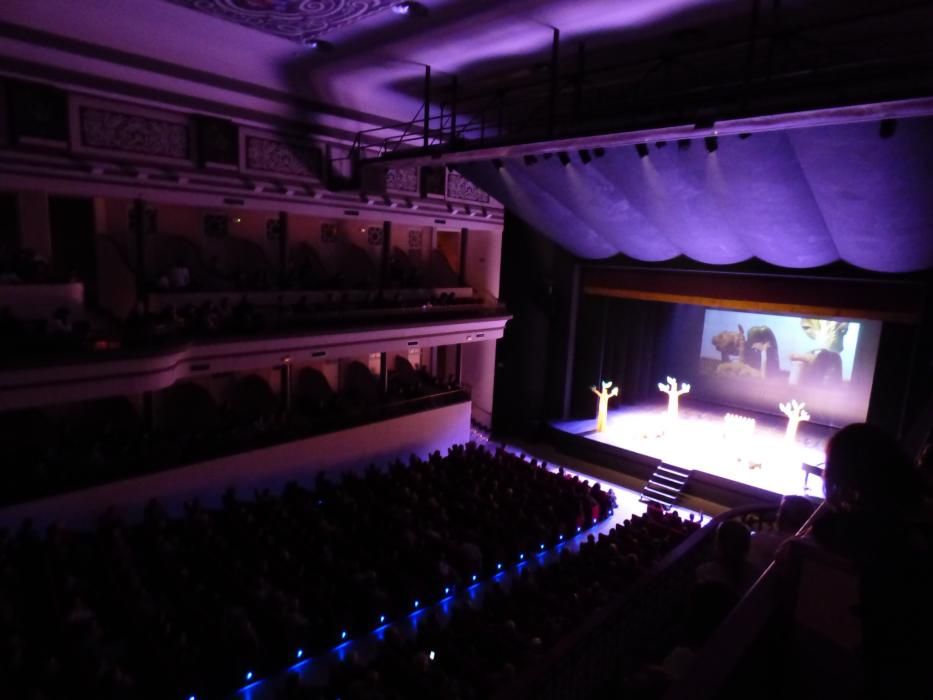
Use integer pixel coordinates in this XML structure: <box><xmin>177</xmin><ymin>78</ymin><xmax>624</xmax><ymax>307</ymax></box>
<box><xmin>811</xmin><ymin>423</ymin><xmax>932</xmax><ymax>698</ymax></box>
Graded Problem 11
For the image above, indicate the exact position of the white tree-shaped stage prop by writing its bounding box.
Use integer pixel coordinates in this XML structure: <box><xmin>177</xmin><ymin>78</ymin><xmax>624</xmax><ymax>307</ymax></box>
<box><xmin>658</xmin><ymin>376</ymin><xmax>690</xmax><ymax>420</ymax></box>
<box><xmin>780</xmin><ymin>399</ymin><xmax>811</xmax><ymax>443</ymax></box>
<box><xmin>591</xmin><ymin>380</ymin><xmax>619</xmax><ymax>433</ymax></box>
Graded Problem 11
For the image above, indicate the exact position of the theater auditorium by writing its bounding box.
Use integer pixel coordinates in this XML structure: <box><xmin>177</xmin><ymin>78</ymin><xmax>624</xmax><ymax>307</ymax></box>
<box><xmin>0</xmin><ymin>1</ymin><xmax>931</xmax><ymax>699</ymax></box>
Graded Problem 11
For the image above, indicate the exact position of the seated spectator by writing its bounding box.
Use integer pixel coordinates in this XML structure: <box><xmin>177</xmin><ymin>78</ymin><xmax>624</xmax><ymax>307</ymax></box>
<box><xmin>808</xmin><ymin>423</ymin><xmax>932</xmax><ymax>697</ymax></box>
<box><xmin>748</xmin><ymin>495</ymin><xmax>816</xmax><ymax>570</ymax></box>
<box><xmin>695</xmin><ymin>520</ymin><xmax>756</xmax><ymax>593</ymax></box>
<box><xmin>48</xmin><ymin>306</ymin><xmax>73</xmax><ymax>335</ymax></box>
<box><xmin>169</xmin><ymin>258</ymin><xmax>191</xmax><ymax>289</ymax></box>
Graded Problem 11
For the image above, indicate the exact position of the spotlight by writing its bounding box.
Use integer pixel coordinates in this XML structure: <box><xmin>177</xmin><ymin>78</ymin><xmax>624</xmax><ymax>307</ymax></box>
<box><xmin>593</xmin><ymin>147</ymin><xmax>606</xmax><ymax>158</ymax></box>
<box><xmin>539</xmin><ymin>543</ymin><xmax>545</xmax><ymax>550</ymax></box>
<box><xmin>519</xmin><ymin>553</ymin><xmax>525</xmax><ymax>560</ymax></box>
<box><xmin>302</xmin><ymin>37</ymin><xmax>333</xmax><ymax>51</ymax></box>
<box><xmin>392</xmin><ymin>1</ymin><xmax>427</xmax><ymax>16</ymax></box>
<box><xmin>496</xmin><ymin>562</ymin><xmax>502</xmax><ymax>570</ymax></box>
<box><xmin>738</xmin><ymin>132</ymin><xmax>752</xmax><ymax>140</ymax></box>
<box><xmin>542</xmin><ymin>152</ymin><xmax>553</xmax><ymax>160</ymax></box>
<box><xmin>654</xmin><ymin>141</ymin><xmax>667</xmax><ymax>149</ymax></box>
<box><xmin>341</xmin><ymin>630</ymin><xmax>348</xmax><ymax>640</ymax></box>
<box><xmin>635</xmin><ymin>143</ymin><xmax>650</xmax><ymax>159</ymax></box>
<box><xmin>492</xmin><ymin>158</ymin><xmax>504</xmax><ymax>171</ymax></box>
<box><xmin>523</xmin><ymin>154</ymin><xmax>538</xmax><ymax>166</ymax></box>
<box><xmin>557</xmin><ymin>151</ymin><xmax>571</xmax><ymax>166</ymax></box>
<box><xmin>471</xmin><ymin>574</ymin><xmax>477</xmax><ymax>582</ymax></box>
<box><xmin>379</xmin><ymin>614</ymin><xmax>386</xmax><ymax>623</ymax></box>
<box><xmin>444</xmin><ymin>586</ymin><xmax>450</xmax><ymax>595</ymax></box>
<box><xmin>578</xmin><ymin>149</ymin><xmax>592</xmax><ymax>164</ymax></box>
<box><xmin>414</xmin><ymin>599</ymin><xmax>420</xmax><ymax>609</ymax></box>
<box><xmin>704</xmin><ymin>136</ymin><xmax>718</xmax><ymax>153</ymax></box>
<box><xmin>677</xmin><ymin>139</ymin><xmax>691</xmax><ymax>151</ymax></box>
<box><xmin>429</xmin><ymin>650</ymin><xmax>436</xmax><ymax>661</ymax></box>
<box><xmin>880</xmin><ymin>119</ymin><xmax>897</xmax><ymax>138</ymax></box>
<box><xmin>245</xmin><ymin>671</ymin><xmax>254</xmax><ymax>682</ymax></box>
<box><xmin>296</xmin><ymin>649</ymin><xmax>304</xmax><ymax>659</ymax></box>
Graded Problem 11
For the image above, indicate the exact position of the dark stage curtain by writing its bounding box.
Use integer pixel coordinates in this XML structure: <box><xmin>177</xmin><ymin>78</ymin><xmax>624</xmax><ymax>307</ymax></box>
<box><xmin>570</xmin><ymin>296</ymin><xmax>675</xmax><ymax>418</ymax></box>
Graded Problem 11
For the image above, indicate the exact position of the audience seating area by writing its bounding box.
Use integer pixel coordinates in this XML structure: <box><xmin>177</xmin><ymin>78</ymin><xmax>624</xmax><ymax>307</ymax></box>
<box><xmin>0</xmin><ymin>443</ymin><xmax>615</xmax><ymax>700</ymax></box>
<box><xmin>293</xmin><ymin>504</ymin><xmax>700</xmax><ymax>700</ymax></box>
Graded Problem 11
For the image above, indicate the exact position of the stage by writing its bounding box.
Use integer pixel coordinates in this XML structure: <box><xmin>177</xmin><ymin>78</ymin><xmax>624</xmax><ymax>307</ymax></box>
<box><xmin>548</xmin><ymin>401</ymin><xmax>832</xmax><ymax>506</ymax></box>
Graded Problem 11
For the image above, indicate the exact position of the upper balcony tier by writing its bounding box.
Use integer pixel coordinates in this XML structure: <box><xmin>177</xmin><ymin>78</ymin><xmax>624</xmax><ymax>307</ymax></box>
<box><xmin>0</xmin><ymin>288</ymin><xmax>509</xmax><ymax>411</ymax></box>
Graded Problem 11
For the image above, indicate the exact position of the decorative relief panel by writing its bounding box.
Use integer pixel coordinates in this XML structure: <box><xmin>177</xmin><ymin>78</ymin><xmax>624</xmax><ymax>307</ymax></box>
<box><xmin>367</xmin><ymin>226</ymin><xmax>384</xmax><ymax>246</ymax></box>
<box><xmin>80</xmin><ymin>107</ymin><xmax>189</xmax><ymax>159</ymax></box>
<box><xmin>408</xmin><ymin>229</ymin><xmax>423</xmax><ymax>249</ymax></box>
<box><xmin>446</xmin><ymin>171</ymin><xmax>490</xmax><ymax>204</ymax></box>
<box><xmin>385</xmin><ymin>166</ymin><xmax>419</xmax><ymax>193</ymax></box>
<box><xmin>166</xmin><ymin>0</ymin><xmax>395</xmax><ymax>42</ymax></box>
<box><xmin>245</xmin><ymin>136</ymin><xmax>320</xmax><ymax>178</ymax></box>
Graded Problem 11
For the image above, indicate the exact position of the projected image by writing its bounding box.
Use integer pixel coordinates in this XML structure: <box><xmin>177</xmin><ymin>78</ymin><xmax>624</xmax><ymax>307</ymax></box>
<box><xmin>701</xmin><ymin>310</ymin><xmax>861</xmax><ymax>385</ymax></box>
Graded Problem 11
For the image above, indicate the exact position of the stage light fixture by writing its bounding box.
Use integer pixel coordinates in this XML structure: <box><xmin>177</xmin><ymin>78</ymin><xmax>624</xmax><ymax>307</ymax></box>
<box><xmin>302</xmin><ymin>37</ymin><xmax>333</xmax><ymax>51</ymax></box>
<box><xmin>542</xmin><ymin>152</ymin><xmax>553</xmax><ymax>160</ymax></box>
<box><xmin>704</xmin><ymin>136</ymin><xmax>718</xmax><ymax>153</ymax></box>
<box><xmin>593</xmin><ymin>147</ymin><xmax>606</xmax><ymax>158</ymax></box>
<box><xmin>677</xmin><ymin>139</ymin><xmax>691</xmax><ymax>151</ymax></box>
<box><xmin>738</xmin><ymin>132</ymin><xmax>752</xmax><ymax>140</ymax></box>
<box><xmin>392</xmin><ymin>1</ymin><xmax>427</xmax><ymax>16</ymax></box>
<box><xmin>636</xmin><ymin>143</ymin><xmax>650</xmax><ymax>159</ymax></box>
<box><xmin>578</xmin><ymin>149</ymin><xmax>592</xmax><ymax>164</ymax></box>
<box><xmin>523</xmin><ymin>154</ymin><xmax>538</xmax><ymax>166</ymax></box>
<box><xmin>492</xmin><ymin>158</ymin><xmax>504</xmax><ymax>171</ymax></box>
<box><xmin>558</xmin><ymin>151</ymin><xmax>571</xmax><ymax>166</ymax></box>
<box><xmin>880</xmin><ymin>119</ymin><xmax>897</xmax><ymax>138</ymax></box>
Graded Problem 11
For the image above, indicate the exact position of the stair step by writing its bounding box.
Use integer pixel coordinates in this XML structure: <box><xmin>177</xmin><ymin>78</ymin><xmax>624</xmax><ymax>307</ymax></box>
<box><xmin>648</xmin><ymin>480</ymin><xmax>680</xmax><ymax>493</ymax></box>
<box><xmin>652</xmin><ymin>473</ymin><xmax>686</xmax><ymax>487</ymax></box>
<box><xmin>643</xmin><ymin>486</ymin><xmax>677</xmax><ymax>502</ymax></box>
<box><xmin>657</xmin><ymin>465</ymin><xmax>691</xmax><ymax>479</ymax></box>
<box><xmin>640</xmin><ymin>495</ymin><xmax>674</xmax><ymax>510</ymax></box>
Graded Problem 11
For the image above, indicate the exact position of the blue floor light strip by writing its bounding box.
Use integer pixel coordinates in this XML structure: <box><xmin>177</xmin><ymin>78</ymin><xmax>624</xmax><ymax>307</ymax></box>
<box><xmin>226</xmin><ymin>511</ymin><xmax>611</xmax><ymax>700</ymax></box>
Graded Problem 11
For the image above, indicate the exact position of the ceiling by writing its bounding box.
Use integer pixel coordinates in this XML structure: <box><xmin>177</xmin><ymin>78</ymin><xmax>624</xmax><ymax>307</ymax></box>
<box><xmin>455</xmin><ymin>117</ymin><xmax>933</xmax><ymax>272</ymax></box>
<box><xmin>1</xmin><ymin>0</ymin><xmax>931</xmax><ymax>273</ymax></box>
<box><xmin>163</xmin><ymin>0</ymin><xmax>397</xmax><ymax>42</ymax></box>
<box><xmin>5</xmin><ymin>0</ymin><xmax>929</xmax><ymax>129</ymax></box>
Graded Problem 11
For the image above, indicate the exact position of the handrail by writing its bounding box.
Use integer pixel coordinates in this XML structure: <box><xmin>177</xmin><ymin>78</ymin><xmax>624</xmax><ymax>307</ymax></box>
<box><xmin>492</xmin><ymin>502</ymin><xmax>780</xmax><ymax>700</ymax></box>
<box><xmin>662</xmin><ymin>500</ymin><xmax>830</xmax><ymax>700</ymax></box>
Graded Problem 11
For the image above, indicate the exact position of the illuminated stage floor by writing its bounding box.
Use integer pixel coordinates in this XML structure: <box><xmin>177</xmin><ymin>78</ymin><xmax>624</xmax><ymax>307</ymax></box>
<box><xmin>551</xmin><ymin>402</ymin><xmax>832</xmax><ymax>499</ymax></box>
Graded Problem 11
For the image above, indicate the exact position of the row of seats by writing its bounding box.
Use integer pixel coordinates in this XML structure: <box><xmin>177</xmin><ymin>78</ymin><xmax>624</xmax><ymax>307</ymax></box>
<box><xmin>0</xmin><ymin>443</ymin><xmax>613</xmax><ymax>700</ymax></box>
<box><xmin>270</xmin><ymin>503</ymin><xmax>698</xmax><ymax>700</ymax></box>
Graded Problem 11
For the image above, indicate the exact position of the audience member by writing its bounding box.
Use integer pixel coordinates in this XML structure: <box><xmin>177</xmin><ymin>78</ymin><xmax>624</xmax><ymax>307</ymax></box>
<box><xmin>809</xmin><ymin>423</ymin><xmax>933</xmax><ymax>698</ymax></box>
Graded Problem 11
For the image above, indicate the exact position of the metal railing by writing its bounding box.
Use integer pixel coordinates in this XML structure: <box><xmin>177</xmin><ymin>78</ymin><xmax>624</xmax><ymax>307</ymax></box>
<box><xmin>492</xmin><ymin>502</ymin><xmax>782</xmax><ymax>700</ymax></box>
<box><xmin>342</xmin><ymin>1</ymin><xmax>933</xmax><ymax>168</ymax></box>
